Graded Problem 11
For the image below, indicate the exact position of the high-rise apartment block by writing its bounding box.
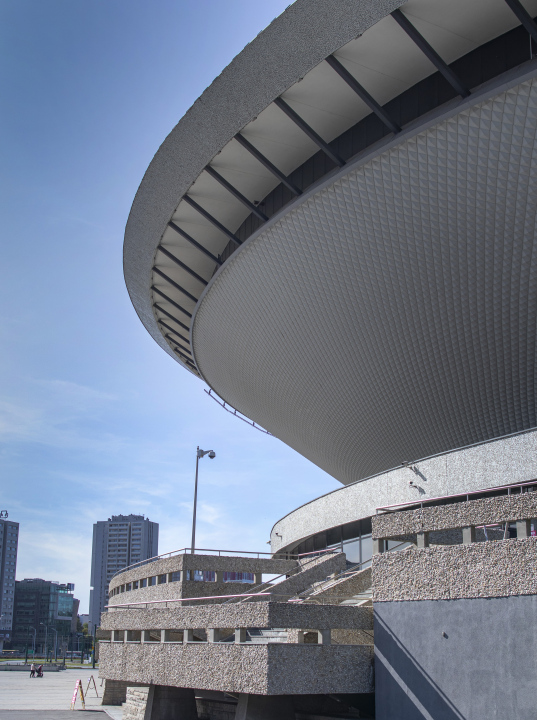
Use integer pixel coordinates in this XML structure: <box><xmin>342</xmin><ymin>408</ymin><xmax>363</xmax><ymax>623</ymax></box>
<box><xmin>0</xmin><ymin>518</ymin><xmax>19</xmax><ymax>652</ymax></box>
<box><xmin>89</xmin><ymin>515</ymin><xmax>158</xmax><ymax>631</ymax></box>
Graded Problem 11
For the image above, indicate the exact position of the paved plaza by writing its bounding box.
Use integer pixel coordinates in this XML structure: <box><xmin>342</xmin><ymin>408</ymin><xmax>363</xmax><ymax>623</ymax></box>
<box><xmin>0</xmin><ymin>668</ymin><xmax>122</xmax><ymax>719</ymax></box>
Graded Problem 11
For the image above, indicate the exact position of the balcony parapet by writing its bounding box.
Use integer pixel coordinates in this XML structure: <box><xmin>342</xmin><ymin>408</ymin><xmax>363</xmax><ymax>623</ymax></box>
<box><xmin>107</xmin><ymin>551</ymin><xmax>346</xmax><ymax>609</ymax></box>
<box><xmin>99</xmin><ymin>623</ymin><xmax>374</xmax><ymax>696</ymax></box>
<box><xmin>101</xmin><ymin>599</ymin><xmax>373</xmax><ymax>633</ymax></box>
<box><xmin>372</xmin><ymin>484</ymin><xmax>537</xmax><ymax>541</ymax></box>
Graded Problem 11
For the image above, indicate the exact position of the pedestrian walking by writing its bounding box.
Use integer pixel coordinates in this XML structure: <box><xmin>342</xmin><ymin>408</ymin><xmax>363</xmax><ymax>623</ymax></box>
<box><xmin>29</xmin><ymin>663</ymin><xmax>35</xmax><ymax>678</ymax></box>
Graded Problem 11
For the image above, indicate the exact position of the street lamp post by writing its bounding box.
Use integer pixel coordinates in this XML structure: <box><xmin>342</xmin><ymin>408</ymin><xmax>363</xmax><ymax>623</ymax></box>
<box><xmin>40</xmin><ymin>623</ymin><xmax>56</xmax><ymax>662</ymax></box>
<box><xmin>40</xmin><ymin>623</ymin><xmax>48</xmax><ymax>661</ymax></box>
<box><xmin>28</xmin><ymin>626</ymin><xmax>36</xmax><ymax>658</ymax></box>
<box><xmin>49</xmin><ymin>627</ymin><xmax>58</xmax><ymax>662</ymax></box>
<box><xmin>191</xmin><ymin>447</ymin><xmax>216</xmax><ymax>554</ymax></box>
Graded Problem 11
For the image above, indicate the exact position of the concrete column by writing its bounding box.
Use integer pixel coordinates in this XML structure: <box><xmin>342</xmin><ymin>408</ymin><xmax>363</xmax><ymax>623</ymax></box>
<box><xmin>207</xmin><ymin>628</ymin><xmax>220</xmax><ymax>643</ymax></box>
<box><xmin>183</xmin><ymin>630</ymin><xmax>193</xmax><ymax>644</ymax></box>
<box><xmin>517</xmin><ymin>519</ymin><xmax>531</xmax><ymax>538</ymax></box>
<box><xmin>318</xmin><ymin>629</ymin><xmax>331</xmax><ymax>646</ymax></box>
<box><xmin>372</xmin><ymin>538</ymin><xmax>385</xmax><ymax>554</ymax></box>
<box><xmin>462</xmin><ymin>526</ymin><xmax>476</xmax><ymax>544</ymax></box>
<box><xmin>417</xmin><ymin>531</ymin><xmax>429</xmax><ymax>549</ymax></box>
<box><xmin>297</xmin><ymin>630</ymin><xmax>306</xmax><ymax>644</ymax></box>
<box><xmin>148</xmin><ymin>685</ymin><xmax>198</xmax><ymax>720</ymax></box>
<box><xmin>123</xmin><ymin>630</ymin><xmax>129</xmax><ymax>643</ymax></box>
<box><xmin>160</xmin><ymin>630</ymin><xmax>166</xmax><ymax>643</ymax></box>
<box><xmin>235</xmin><ymin>693</ymin><xmax>294</xmax><ymax>720</ymax></box>
<box><xmin>235</xmin><ymin>628</ymin><xmax>247</xmax><ymax>643</ymax></box>
<box><xmin>254</xmin><ymin>572</ymin><xmax>263</xmax><ymax>585</ymax></box>
<box><xmin>215</xmin><ymin>570</ymin><xmax>223</xmax><ymax>583</ymax></box>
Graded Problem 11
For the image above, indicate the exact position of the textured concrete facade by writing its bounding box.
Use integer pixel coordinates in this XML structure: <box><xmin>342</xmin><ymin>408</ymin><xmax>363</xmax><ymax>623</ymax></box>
<box><xmin>271</xmin><ymin>428</ymin><xmax>537</xmax><ymax>553</ymax></box>
<box><xmin>373</xmin><ymin>488</ymin><xmax>537</xmax><ymax>539</ymax></box>
<box><xmin>99</xmin><ymin>641</ymin><xmax>374</xmax><ymax>695</ymax></box>
<box><xmin>373</xmin><ymin>538</ymin><xmax>537</xmax><ymax>602</ymax></box>
<box><xmin>102</xmin><ymin>600</ymin><xmax>373</xmax><ymax>632</ymax></box>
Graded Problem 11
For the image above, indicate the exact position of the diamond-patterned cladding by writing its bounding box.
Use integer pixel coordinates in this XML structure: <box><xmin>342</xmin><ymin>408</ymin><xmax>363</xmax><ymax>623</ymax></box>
<box><xmin>193</xmin><ymin>78</ymin><xmax>537</xmax><ymax>485</ymax></box>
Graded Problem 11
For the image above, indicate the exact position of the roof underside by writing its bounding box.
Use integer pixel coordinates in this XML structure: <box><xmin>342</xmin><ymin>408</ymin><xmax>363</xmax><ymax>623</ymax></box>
<box><xmin>124</xmin><ymin>0</ymin><xmax>537</xmax><ymax>483</ymax></box>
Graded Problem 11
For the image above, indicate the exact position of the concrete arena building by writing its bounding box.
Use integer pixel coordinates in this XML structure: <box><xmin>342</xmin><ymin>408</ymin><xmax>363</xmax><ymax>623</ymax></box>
<box><xmin>115</xmin><ymin>0</ymin><xmax>537</xmax><ymax>718</ymax></box>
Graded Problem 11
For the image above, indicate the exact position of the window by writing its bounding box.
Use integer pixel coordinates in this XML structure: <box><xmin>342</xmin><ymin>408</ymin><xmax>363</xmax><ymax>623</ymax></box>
<box><xmin>223</xmin><ymin>572</ymin><xmax>253</xmax><ymax>583</ymax></box>
<box><xmin>186</xmin><ymin>570</ymin><xmax>215</xmax><ymax>582</ymax></box>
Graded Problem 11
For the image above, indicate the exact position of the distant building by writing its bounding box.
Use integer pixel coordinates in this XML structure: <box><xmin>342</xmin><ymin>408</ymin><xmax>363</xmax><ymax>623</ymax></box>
<box><xmin>11</xmin><ymin>579</ymin><xmax>78</xmax><ymax>655</ymax></box>
<box><xmin>78</xmin><ymin>613</ymin><xmax>89</xmax><ymax>627</ymax></box>
<box><xmin>0</xmin><ymin>518</ymin><xmax>19</xmax><ymax>652</ymax></box>
<box><xmin>89</xmin><ymin>515</ymin><xmax>158</xmax><ymax>631</ymax></box>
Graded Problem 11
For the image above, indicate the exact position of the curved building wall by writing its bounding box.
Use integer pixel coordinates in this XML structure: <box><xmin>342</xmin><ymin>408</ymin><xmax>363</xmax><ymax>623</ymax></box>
<box><xmin>194</xmin><ymin>68</ymin><xmax>537</xmax><ymax>484</ymax></box>
<box><xmin>270</xmin><ymin>428</ymin><xmax>537</xmax><ymax>555</ymax></box>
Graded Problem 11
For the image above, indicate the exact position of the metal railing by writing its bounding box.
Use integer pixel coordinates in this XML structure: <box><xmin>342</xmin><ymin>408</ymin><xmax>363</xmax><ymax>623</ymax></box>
<box><xmin>376</xmin><ymin>479</ymin><xmax>537</xmax><ymax>515</ymax></box>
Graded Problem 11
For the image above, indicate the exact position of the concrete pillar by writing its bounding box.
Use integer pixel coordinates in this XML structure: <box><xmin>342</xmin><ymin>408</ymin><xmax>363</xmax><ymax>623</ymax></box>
<box><xmin>318</xmin><ymin>629</ymin><xmax>331</xmax><ymax>645</ymax></box>
<box><xmin>215</xmin><ymin>570</ymin><xmax>223</xmax><ymax>583</ymax></box>
<box><xmin>416</xmin><ymin>531</ymin><xmax>429</xmax><ymax>549</ymax></box>
<box><xmin>372</xmin><ymin>538</ymin><xmax>385</xmax><ymax>554</ymax></box>
<box><xmin>297</xmin><ymin>630</ymin><xmax>306</xmax><ymax>644</ymax></box>
<box><xmin>254</xmin><ymin>572</ymin><xmax>263</xmax><ymax>585</ymax></box>
<box><xmin>235</xmin><ymin>628</ymin><xmax>247</xmax><ymax>643</ymax></box>
<box><xmin>147</xmin><ymin>685</ymin><xmax>198</xmax><ymax>720</ymax></box>
<box><xmin>234</xmin><ymin>693</ymin><xmax>294</xmax><ymax>720</ymax></box>
<box><xmin>517</xmin><ymin>519</ymin><xmax>531</xmax><ymax>538</ymax></box>
<box><xmin>183</xmin><ymin>630</ymin><xmax>193</xmax><ymax>644</ymax></box>
<box><xmin>462</xmin><ymin>526</ymin><xmax>476</xmax><ymax>544</ymax></box>
<box><xmin>207</xmin><ymin>628</ymin><xmax>220</xmax><ymax>643</ymax></box>
<box><xmin>123</xmin><ymin>630</ymin><xmax>129</xmax><ymax>643</ymax></box>
<box><xmin>160</xmin><ymin>630</ymin><xmax>166</xmax><ymax>643</ymax></box>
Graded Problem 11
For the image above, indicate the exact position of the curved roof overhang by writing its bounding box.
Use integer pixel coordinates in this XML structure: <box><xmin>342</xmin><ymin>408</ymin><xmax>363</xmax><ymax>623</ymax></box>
<box><xmin>124</xmin><ymin>0</ymin><xmax>537</xmax><ymax>484</ymax></box>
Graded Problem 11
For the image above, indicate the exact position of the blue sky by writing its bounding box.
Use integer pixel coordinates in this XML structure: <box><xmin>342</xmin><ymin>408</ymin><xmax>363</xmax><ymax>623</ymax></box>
<box><xmin>0</xmin><ymin>0</ymin><xmax>338</xmax><ymax>613</ymax></box>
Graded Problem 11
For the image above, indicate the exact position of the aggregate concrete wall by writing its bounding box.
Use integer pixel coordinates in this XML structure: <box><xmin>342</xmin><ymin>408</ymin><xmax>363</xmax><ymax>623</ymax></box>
<box><xmin>109</xmin><ymin>580</ymin><xmax>265</xmax><ymax>608</ymax></box>
<box><xmin>99</xmin><ymin>641</ymin><xmax>373</xmax><ymax>695</ymax></box>
<box><xmin>375</xmin><ymin>595</ymin><xmax>537</xmax><ymax>720</ymax></box>
<box><xmin>102</xmin><ymin>601</ymin><xmax>373</xmax><ymax>631</ymax></box>
<box><xmin>373</xmin><ymin>489</ymin><xmax>537</xmax><ymax>539</ymax></box>
<box><xmin>373</xmin><ymin>538</ymin><xmax>537</xmax><ymax>601</ymax></box>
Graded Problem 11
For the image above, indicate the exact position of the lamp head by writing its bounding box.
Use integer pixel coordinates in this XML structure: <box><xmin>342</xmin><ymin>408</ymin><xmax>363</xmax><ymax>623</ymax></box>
<box><xmin>208</xmin><ymin>451</ymin><xmax>216</xmax><ymax>459</ymax></box>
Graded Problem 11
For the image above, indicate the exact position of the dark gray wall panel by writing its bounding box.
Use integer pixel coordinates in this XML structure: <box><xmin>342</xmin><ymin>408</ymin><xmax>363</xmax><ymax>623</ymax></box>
<box><xmin>375</xmin><ymin>596</ymin><xmax>537</xmax><ymax>720</ymax></box>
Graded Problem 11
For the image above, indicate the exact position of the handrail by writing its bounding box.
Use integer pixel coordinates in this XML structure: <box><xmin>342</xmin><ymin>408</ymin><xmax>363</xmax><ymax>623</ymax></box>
<box><xmin>106</xmin><ymin>592</ymin><xmax>272</xmax><ymax>609</ymax></box>
<box><xmin>376</xmin><ymin>479</ymin><xmax>537</xmax><ymax>514</ymax></box>
<box><xmin>110</xmin><ymin>547</ymin><xmax>300</xmax><ymax>581</ymax></box>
